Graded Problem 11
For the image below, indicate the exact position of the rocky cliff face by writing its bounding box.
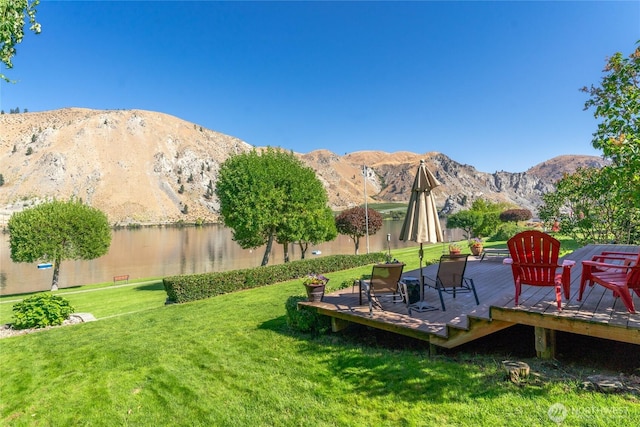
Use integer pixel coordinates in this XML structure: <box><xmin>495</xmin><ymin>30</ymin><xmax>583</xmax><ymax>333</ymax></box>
<box><xmin>0</xmin><ymin>108</ymin><xmax>607</xmax><ymax>224</ymax></box>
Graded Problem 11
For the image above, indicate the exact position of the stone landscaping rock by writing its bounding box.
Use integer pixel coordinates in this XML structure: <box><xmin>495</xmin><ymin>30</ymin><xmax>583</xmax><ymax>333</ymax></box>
<box><xmin>0</xmin><ymin>313</ymin><xmax>96</xmax><ymax>339</ymax></box>
<box><xmin>69</xmin><ymin>313</ymin><xmax>97</xmax><ymax>323</ymax></box>
<box><xmin>582</xmin><ymin>374</ymin><xmax>640</xmax><ymax>394</ymax></box>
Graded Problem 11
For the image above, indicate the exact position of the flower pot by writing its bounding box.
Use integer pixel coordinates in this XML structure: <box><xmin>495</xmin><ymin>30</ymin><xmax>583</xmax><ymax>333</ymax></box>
<box><xmin>449</xmin><ymin>249</ymin><xmax>461</xmax><ymax>256</ymax></box>
<box><xmin>304</xmin><ymin>284</ymin><xmax>325</xmax><ymax>302</ymax></box>
<box><xmin>470</xmin><ymin>245</ymin><xmax>483</xmax><ymax>256</ymax></box>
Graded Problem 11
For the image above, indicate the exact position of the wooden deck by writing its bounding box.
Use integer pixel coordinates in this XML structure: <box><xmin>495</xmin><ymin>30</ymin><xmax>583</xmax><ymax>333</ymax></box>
<box><xmin>300</xmin><ymin>244</ymin><xmax>640</xmax><ymax>354</ymax></box>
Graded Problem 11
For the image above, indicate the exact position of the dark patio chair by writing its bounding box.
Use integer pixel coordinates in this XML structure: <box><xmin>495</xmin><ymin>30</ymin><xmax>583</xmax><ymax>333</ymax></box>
<box><xmin>423</xmin><ymin>254</ymin><xmax>478</xmax><ymax>311</ymax></box>
<box><xmin>359</xmin><ymin>263</ymin><xmax>405</xmax><ymax>316</ymax></box>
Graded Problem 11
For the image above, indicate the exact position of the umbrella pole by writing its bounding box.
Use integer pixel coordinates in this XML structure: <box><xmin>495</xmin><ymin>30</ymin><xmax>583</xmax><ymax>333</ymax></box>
<box><xmin>419</xmin><ymin>244</ymin><xmax>424</xmax><ymax>301</ymax></box>
<box><xmin>409</xmin><ymin>243</ymin><xmax>438</xmax><ymax>312</ymax></box>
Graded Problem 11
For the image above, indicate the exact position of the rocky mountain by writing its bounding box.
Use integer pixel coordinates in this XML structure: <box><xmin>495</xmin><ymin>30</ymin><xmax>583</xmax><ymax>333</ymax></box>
<box><xmin>527</xmin><ymin>154</ymin><xmax>609</xmax><ymax>182</ymax></box>
<box><xmin>0</xmin><ymin>108</ymin><xmax>608</xmax><ymax>225</ymax></box>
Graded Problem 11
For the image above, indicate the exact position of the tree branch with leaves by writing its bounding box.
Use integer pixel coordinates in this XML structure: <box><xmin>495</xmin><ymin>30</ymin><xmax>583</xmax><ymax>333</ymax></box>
<box><xmin>1</xmin><ymin>0</ymin><xmax>41</xmax><ymax>82</ymax></box>
<box><xmin>540</xmin><ymin>42</ymin><xmax>640</xmax><ymax>244</ymax></box>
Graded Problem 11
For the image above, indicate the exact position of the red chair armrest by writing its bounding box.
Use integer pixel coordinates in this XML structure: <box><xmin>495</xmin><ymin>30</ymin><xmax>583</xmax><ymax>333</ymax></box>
<box><xmin>582</xmin><ymin>259</ymin><xmax>633</xmax><ymax>271</ymax></box>
<box><xmin>592</xmin><ymin>255</ymin><xmax>636</xmax><ymax>262</ymax></box>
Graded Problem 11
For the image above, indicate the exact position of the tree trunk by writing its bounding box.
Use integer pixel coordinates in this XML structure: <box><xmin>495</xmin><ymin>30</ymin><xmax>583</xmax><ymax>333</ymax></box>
<box><xmin>51</xmin><ymin>258</ymin><xmax>61</xmax><ymax>291</ymax></box>
<box><xmin>261</xmin><ymin>233</ymin><xmax>274</xmax><ymax>266</ymax></box>
<box><xmin>354</xmin><ymin>236</ymin><xmax>360</xmax><ymax>255</ymax></box>
<box><xmin>299</xmin><ymin>242</ymin><xmax>308</xmax><ymax>260</ymax></box>
<box><xmin>283</xmin><ymin>241</ymin><xmax>290</xmax><ymax>263</ymax></box>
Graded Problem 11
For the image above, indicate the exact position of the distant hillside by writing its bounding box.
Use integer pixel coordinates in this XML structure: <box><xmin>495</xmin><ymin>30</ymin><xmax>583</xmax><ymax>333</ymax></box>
<box><xmin>0</xmin><ymin>108</ymin><xmax>608</xmax><ymax>225</ymax></box>
<box><xmin>527</xmin><ymin>154</ymin><xmax>609</xmax><ymax>182</ymax></box>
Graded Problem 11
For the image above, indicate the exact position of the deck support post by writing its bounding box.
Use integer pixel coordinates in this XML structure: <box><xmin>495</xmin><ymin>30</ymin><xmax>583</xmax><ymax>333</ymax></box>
<box><xmin>331</xmin><ymin>317</ymin><xmax>351</xmax><ymax>333</ymax></box>
<box><xmin>429</xmin><ymin>342</ymin><xmax>439</xmax><ymax>357</ymax></box>
<box><xmin>534</xmin><ymin>327</ymin><xmax>556</xmax><ymax>359</ymax></box>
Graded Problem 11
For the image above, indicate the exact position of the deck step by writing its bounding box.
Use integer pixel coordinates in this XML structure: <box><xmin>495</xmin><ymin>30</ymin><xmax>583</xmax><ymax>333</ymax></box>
<box><xmin>430</xmin><ymin>316</ymin><xmax>515</xmax><ymax>349</ymax></box>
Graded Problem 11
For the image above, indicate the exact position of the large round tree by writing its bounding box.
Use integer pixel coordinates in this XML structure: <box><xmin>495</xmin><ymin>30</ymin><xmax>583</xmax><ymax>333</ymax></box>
<box><xmin>8</xmin><ymin>198</ymin><xmax>112</xmax><ymax>291</ymax></box>
<box><xmin>215</xmin><ymin>147</ymin><xmax>335</xmax><ymax>266</ymax></box>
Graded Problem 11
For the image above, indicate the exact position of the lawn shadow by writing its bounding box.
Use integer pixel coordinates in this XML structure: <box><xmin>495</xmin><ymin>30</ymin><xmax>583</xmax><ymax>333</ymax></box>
<box><xmin>444</xmin><ymin>324</ymin><xmax>639</xmax><ymax>375</ymax></box>
<box><xmin>260</xmin><ymin>314</ymin><xmax>639</xmax><ymax>405</ymax></box>
<box><xmin>132</xmin><ymin>281</ymin><xmax>165</xmax><ymax>291</ymax></box>
<box><xmin>258</xmin><ymin>316</ymin><xmax>548</xmax><ymax>405</ymax></box>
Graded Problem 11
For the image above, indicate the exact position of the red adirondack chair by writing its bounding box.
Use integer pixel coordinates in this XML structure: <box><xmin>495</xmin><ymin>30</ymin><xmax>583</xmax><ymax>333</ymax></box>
<box><xmin>505</xmin><ymin>230</ymin><xmax>574</xmax><ymax>310</ymax></box>
<box><xmin>581</xmin><ymin>251</ymin><xmax>638</xmax><ymax>276</ymax></box>
<box><xmin>579</xmin><ymin>252</ymin><xmax>640</xmax><ymax>314</ymax></box>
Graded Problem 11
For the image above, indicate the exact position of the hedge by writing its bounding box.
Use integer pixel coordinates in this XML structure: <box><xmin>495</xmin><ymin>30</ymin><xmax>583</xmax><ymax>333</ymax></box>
<box><xmin>163</xmin><ymin>252</ymin><xmax>386</xmax><ymax>303</ymax></box>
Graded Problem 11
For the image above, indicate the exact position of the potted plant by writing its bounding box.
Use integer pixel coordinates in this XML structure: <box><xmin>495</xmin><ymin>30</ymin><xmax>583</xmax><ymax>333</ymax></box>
<box><xmin>448</xmin><ymin>243</ymin><xmax>462</xmax><ymax>255</ymax></box>
<box><xmin>302</xmin><ymin>274</ymin><xmax>329</xmax><ymax>302</ymax></box>
<box><xmin>469</xmin><ymin>238</ymin><xmax>484</xmax><ymax>256</ymax></box>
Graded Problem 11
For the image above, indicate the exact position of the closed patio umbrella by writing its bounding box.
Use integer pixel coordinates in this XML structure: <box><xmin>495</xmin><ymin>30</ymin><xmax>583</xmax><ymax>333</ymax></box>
<box><xmin>399</xmin><ymin>159</ymin><xmax>444</xmax><ymax>312</ymax></box>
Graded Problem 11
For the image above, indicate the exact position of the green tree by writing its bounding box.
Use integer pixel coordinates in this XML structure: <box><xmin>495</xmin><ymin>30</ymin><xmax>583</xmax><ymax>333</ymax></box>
<box><xmin>447</xmin><ymin>199</ymin><xmax>513</xmax><ymax>240</ymax></box>
<box><xmin>469</xmin><ymin>199</ymin><xmax>510</xmax><ymax>237</ymax></box>
<box><xmin>295</xmin><ymin>206</ymin><xmax>337</xmax><ymax>259</ymax></box>
<box><xmin>446</xmin><ymin>210</ymin><xmax>482</xmax><ymax>240</ymax></box>
<box><xmin>335</xmin><ymin>206</ymin><xmax>383</xmax><ymax>255</ymax></box>
<box><xmin>539</xmin><ymin>167</ymin><xmax>637</xmax><ymax>244</ymax></box>
<box><xmin>581</xmin><ymin>42</ymin><xmax>640</xmax><ymax>206</ymax></box>
<box><xmin>8</xmin><ymin>199</ymin><xmax>112</xmax><ymax>291</ymax></box>
<box><xmin>540</xmin><ymin>43</ymin><xmax>640</xmax><ymax>245</ymax></box>
<box><xmin>1</xmin><ymin>0</ymin><xmax>41</xmax><ymax>82</ymax></box>
<box><xmin>216</xmin><ymin>147</ymin><xmax>334</xmax><ymax>266</ymax></box>
<box><xmin>274</xmin><ymin>162</ymin><xmax>336</xmax><ymax>262</ymax></box>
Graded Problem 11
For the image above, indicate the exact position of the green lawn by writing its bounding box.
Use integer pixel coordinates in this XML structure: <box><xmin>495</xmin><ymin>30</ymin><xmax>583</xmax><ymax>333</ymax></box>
<box><xmin>1</xmin><ymin>242</ymin><xmax>638</xmax><ymax>426</ymax></box>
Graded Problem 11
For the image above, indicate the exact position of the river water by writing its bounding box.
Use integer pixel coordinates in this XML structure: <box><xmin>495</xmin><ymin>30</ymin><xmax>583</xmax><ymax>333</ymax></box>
<box><xmin>0</xmin><ymin>221</ymin><xmax>460</xmax><ymax>296</ymax></box>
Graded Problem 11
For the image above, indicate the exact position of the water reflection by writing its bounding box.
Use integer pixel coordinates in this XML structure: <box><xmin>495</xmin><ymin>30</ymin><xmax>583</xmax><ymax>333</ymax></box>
<box><xmin>0</xmin><ymin>221</ymin><xmax>461</xmax><ymax>295</ymax></box>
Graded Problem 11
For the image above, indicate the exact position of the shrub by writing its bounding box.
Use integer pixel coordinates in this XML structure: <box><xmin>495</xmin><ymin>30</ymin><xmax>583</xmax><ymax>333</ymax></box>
<box><xmin>499</xmin><ymin>209</ymin><xmax>532</xmax><ymax>223</ymax></box>
<box><xmin>490</xmin><ymin>222</ymin><xmax>521</xmax><ymax>241</ymax></box>
<box><xmin>285</xmin><ymin>296</ymin><xmax>331</xmax><ymax>334</ymax></box>
<box><xmin>12</xmin><ymin>294</ymin><xmax>75</xmax><ymax>330</ymax></box>
<box><xmin>336</xmin><ymin>278</ymin><xmax>359</xmax><ymax>291</ymax></box>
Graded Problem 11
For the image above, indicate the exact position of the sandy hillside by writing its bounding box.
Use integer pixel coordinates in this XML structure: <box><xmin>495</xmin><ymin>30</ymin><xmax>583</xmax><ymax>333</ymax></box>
<box><xmin>0</xmin><ymin>108</ymin><xmax>608</xmax><ymax>225</ymax></box>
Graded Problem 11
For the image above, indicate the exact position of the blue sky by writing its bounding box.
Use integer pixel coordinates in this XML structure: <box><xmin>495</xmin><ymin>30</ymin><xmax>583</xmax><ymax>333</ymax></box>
<box><xmin>1</xmin><ymin>1</ymin><xmax>638</xmax><ymax>172</ymax></box>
